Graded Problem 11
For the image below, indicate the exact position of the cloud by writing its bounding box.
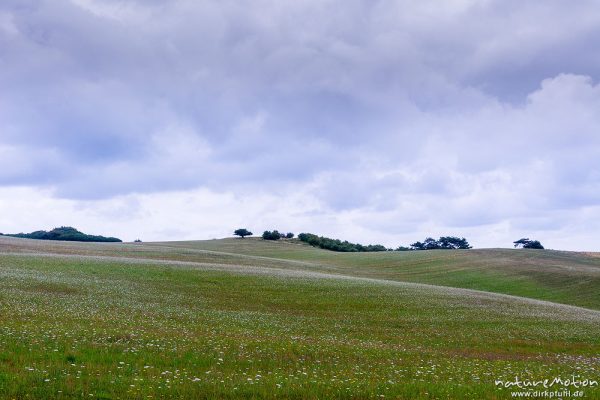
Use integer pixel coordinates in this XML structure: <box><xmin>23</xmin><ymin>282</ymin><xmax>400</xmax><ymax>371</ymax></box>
<box><xmin>0</xmin><ymin>1</ymin><xmax>599</xmax><ymax>249</ymax></box>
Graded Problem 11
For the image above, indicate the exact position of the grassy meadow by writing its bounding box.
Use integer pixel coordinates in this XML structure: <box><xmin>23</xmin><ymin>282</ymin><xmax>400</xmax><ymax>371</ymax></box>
<box><xmin>0</xmin><ymin>236</ymin><xmax>599</xmax><ymax>399</ymax></box>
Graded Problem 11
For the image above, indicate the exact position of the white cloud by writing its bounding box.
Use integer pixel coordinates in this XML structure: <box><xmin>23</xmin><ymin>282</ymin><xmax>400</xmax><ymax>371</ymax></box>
<box><xmin>2</xmin><ymin>183</ymin><xmax>598</xmax><ymax>250</ymax></box>
<box><xmin>1</xmin><ymin>1</ymin><xmax>599</xmax><ymax>249</ymax></box>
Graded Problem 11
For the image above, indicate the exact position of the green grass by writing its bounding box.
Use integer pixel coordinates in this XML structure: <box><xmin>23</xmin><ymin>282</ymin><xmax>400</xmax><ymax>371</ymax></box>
<box><xmin>0</xmin><ymin>236</ymin><xmax>599</xmax><ymax>399</ymax></box>
<box><xmin>4</xmin><ymin>236</ymin><xmax>600</xmax><ymax>309</ymax></box>
<box><xmin>153</xmin><ymin>238</ymin><xmax>600</xmax><ymax>310</ymax></box>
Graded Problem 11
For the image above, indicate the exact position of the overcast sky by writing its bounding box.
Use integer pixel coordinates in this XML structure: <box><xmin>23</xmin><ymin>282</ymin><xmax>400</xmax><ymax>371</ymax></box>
<box><xmin>1</xmin><ymin>0</ymin><xmax>599</xmax><ymax>249</ymax></box>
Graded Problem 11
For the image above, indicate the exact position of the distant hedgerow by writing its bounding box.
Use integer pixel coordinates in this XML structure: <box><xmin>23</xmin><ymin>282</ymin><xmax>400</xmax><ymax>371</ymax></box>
<box><xmin>410</xmin><ymin>237</ymin><xmax>472</xmax><ymax>250</ymax></box>
<box><xmin>297</xmin><ymin>233</ymin><xmax>389</xmax><ymax>252</ymax></box>
<box><xmin>5</xmin><ymin>226</ymin><xmax>122</xmax><ymax>243</ymax></box>
<box><xmin>262</xmin><ymin>230</ymin><xmax>282</xmax><ymax>240</ymax></box>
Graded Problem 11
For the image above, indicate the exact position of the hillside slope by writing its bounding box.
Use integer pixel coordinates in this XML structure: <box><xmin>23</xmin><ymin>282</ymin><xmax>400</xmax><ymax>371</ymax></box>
<box><xmin>0</xmin><ymin>236</ymin><xmax>599</xmax><ymax>398</ymax></box>
<box><xmin>156</xmin><ymin>238</ymin><xmax>600</xmax><ymax>310</ymax></box>
<box><xmin>2</xmin><ymin>236</ymin><xmax>599</xmax><ymax>310</ymax></box>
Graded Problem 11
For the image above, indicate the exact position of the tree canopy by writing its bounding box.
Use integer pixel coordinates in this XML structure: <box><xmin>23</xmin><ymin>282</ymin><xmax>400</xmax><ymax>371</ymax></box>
<box><xmin>262</xmin><ymin>230</ymin><xmax>282</xmax><ymax>240</ymax></box>
<box><xmin>234</xmin><ymin>228</ymin><xmax>253</xmax><ymax>238</ymax></box>
<box><xmin>513</xmin><ymin>238</ymin><xmax>544</xmax><ymax>249</ymax></box>
<box><xmin>410</xmin><ymin>236</ymin><xmax>471</xmax><ymax>250</ymax></box>
<box><xmin>4</xmin><ymin>227</ymin><xmax>122</xmax><ymax>242</ymax></box>
<box><xmin>298</xmin><ymin>233</ymin><xmax>389</xmax><ymax>252</ymax></box>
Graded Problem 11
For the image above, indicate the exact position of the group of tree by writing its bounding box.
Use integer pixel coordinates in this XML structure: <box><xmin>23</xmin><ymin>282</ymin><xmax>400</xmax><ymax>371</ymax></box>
<box><xmin>410</xmin><ymin>236</ymin><xmax>472</xmax><ymax>250</ymax></box>
<box><xmin>296</xmin><ymin>233</ymin><xmax>474</xmax><ymax>252</ymax></box>
<box><xmin>233</xmin><ymin>227</ymin><xmax>546</xmax><ymax>252</ymax></box>
<box><xmin>2</xmin><ymin>226</ymin><xmax>122</xmax><ymax>242</ymax></box>
<box><xmin>0</xmin><ymin>224</ymin><xmax>546</xmax><ymax>250</ymax></box>
<box><xmin>233</xmin><ymin>228</ymin><xmax>294</xmax><ymax>240</ymax></box>
<box><xmin>262</xmin><ymin>230</ymin><xmax>294</xmax><ymax>240</ymax></box>
<box><xmin>298</xmin><ymin>233</ymin><xmax>388</xmax><ymax>252</ymax></box>
<box><xmin>513</xmin><ymin>238</ymin><xmax>544</xmax><ymax>249</ymax></box>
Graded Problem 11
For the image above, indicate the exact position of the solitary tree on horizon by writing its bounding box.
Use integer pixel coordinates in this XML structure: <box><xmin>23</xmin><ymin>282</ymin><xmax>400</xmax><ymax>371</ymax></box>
<box><xmin>234</xmin><ymin>228</ymin><xmax>253</xmax><ymax>239</ymax></box>
<box><xmin>513</xmin><ymin>238</ymin><xmax>544</xmax><ymax>249</ymax></box>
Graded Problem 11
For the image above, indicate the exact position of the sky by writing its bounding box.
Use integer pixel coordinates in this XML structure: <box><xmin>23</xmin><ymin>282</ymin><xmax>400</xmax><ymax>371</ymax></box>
<box><xmin>1</xmin><ymin>0</ymin><xmax>599</xmax><ymax>250</ymax></box>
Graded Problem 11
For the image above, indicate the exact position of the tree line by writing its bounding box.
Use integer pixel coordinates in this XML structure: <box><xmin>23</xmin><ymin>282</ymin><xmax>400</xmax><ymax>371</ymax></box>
<box><xmin>234</xmin><ymin>229</ymin><xmax>294</xmax><ymax>240</ymax></box>
<box><xmin>262</xmin><ymin>230</ymin><xmax>294</xmax><ymax>240</ymax></box>
<box><xmin>1</xmin><ymin>226</ymin><xmax>122</xmax><ymax>242</ymax></box>
<box><xmin>296</xmin><ymin>233</ymin><xmax>472</xmax><ymax>252</ymax></box>
<box><xmin>234</xmin><ymin>228</ymin><xmax>545</xmax><ymax>253</ymax></box>
<box><xmin>297</xmin><ymin>233</ymin><xmax>388</xmax><ymax>252</ymax></box>
<box><xmin>409</xmin><ymin>237</ymin><xmax>471</xmax><ymax>250</ymax></box>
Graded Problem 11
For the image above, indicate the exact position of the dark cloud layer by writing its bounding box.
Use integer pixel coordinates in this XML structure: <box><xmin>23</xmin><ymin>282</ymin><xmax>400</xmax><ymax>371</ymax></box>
<box><xmin>1</xmin><ymin>0</ymin><xmax>599</xmax><ymax>247</ymax></box>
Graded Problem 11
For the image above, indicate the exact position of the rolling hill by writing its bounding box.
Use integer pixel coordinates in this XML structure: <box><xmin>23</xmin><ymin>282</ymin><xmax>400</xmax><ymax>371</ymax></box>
<box><xmin>162</xmin><ymin>238</ymin><xmax>600</xmax><ymax>310</ymax></box>
<box><xmin>0</xmin><ymin>235</ymin><xmax>598</xmax><ymax>399</ymax></box>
